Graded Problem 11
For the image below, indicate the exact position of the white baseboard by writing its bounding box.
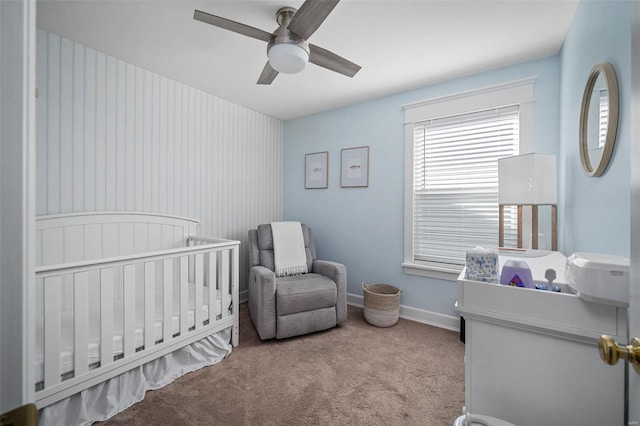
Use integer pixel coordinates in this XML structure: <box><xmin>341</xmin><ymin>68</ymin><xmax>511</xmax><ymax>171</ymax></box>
<box><xmin>239</xmin><ymin>289</ymin><xmax>248</xmax><ymax>304</ymax></box>
<box><xmin>347</xmin><ymin>292</ymin><xmax>460</xmax><ymax>332</ymax></box>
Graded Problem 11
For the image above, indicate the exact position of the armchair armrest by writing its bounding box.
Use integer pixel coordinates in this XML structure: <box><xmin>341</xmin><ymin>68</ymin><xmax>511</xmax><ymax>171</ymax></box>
<box><xmin>249</xmin><ymin>266</ymin><xmax>277</xmax><ymax>340</ymax></box>
<box><xmin>313</xmin><ymin>260</ymin><xmax>347</xmax><ymax>324</ymax></box>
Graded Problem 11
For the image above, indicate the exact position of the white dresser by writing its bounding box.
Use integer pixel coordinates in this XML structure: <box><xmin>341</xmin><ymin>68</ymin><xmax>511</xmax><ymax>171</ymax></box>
<box><xmin>456</xmin><ymin>251</ymin><xmax>627</xmax><ymax>426</ymax></box>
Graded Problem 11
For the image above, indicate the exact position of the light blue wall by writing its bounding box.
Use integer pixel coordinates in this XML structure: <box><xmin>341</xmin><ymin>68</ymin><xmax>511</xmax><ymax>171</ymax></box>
<box><xmin>284</xmin><ymin>56</ymin><xmax>561</xmax><ymax>317</ymax></box>
<box><xmin>284</xmin><ymin>0</ymin><xmax>633</xmax><ymax>317</ymax></box>
<box><xmin>559</xmin><ymin>0</ymin><xmax>631</xmax><ymax>256</ymax></box>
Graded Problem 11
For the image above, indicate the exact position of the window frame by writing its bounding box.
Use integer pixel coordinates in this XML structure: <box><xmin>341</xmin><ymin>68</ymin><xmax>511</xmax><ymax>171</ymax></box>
<box><xmin>402</xmin><ymin>78</ymin><xmax>535</xmax><ymax>281</ymax></box>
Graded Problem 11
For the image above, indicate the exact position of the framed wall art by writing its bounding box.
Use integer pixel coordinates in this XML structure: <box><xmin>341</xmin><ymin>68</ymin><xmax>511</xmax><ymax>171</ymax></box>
<box><xmin>305</xmin><ymin>151</ymin><xmax>328</xmax><ymax>189</ymax></box>
<box><xmin>341</xmin><ymin>146</ymin><xmax>369</xmax><ymax>188</ymax></box>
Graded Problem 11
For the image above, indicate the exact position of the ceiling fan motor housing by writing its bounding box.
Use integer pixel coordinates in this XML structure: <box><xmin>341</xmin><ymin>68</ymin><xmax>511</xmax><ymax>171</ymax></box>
<box><xmin>267</xmin><ymin>7</ymin><xmax>310</xmax><ymax>74</ymax></box>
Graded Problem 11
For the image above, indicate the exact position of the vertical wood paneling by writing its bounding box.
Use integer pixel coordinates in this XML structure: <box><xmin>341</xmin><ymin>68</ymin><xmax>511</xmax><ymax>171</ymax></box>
<box><xmin>125</xmin><ymin>63</ymin><xmax>136</xmax><ymax>211</ymax></box>
<box><xmin>116</xmin><ymin>60</ymin><xmax>127</xmax><ymax>211</ymax></box>
<box><xmin>143</xmin><ymin>69</ymin><xmax>152</xmax><ymax>212</ymax></box>
<box><xmin>36</xmin><ymin>30</ymin><xmax>48</xmax><ymax>216</ymax></box>
<box><xmin>36</xmin><ymin>30</ymin><xmax>284</xmax><ymax>292</ymax></box>
<box><xmin>105</xmin><ymin>56</ymin><xmax>117</xmax><ymax>211</ymax></box>
<box><xmin>72</xmin><ymin>43</ymin><xmax>85</xmax><ymax>213</ymax></box>
<box><xmin>83</xmin><ymin>48</ymin><xmax>96</xmax><ymax>211</ymax></box>
<box><xmin>47</xmin><ymin>34</ymin><xmax>60</xmax><ymax>214</ymax></box>
<box><xmin>151</xmin><ymin>73</ymin><xmax>160</xmax><ymax>213</ymax></box>
<box><xmin>59</xmin><ymin>38</ymin><xmax>74</xmax><ymax>214</ymax></box>
<box><xmin>159</xmin><ymin>76</ymin><xmax>168</xmax><ymax>214</ymax></box>
<box><xmin>134</xmin><ymin>66</ymin><xmax>144</xmax><ymax>212</ymax></box>
<box><xmin>94</xmin><ymin>51</ymin><xmax>106</xmax><ymax>211</ymax></box>
<box><xmin>167</xmin><ymin>80</ymin><xmax>175</xmax><ymax>215</ymax></box>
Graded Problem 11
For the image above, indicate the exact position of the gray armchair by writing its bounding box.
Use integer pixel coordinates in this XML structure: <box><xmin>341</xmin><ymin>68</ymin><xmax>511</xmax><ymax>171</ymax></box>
<box><xmin>248</xmin><ymin>223</ymin><xmax>347</xmax><ymax>340</ymax></box>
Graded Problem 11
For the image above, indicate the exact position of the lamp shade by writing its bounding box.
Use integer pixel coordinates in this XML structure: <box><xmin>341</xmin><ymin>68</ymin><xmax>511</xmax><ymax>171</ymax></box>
<box><xmin>498</xmin><ymin>153</ymin><xmax>557</xmax><ymax>205</ymax></box>
<box><xmin>267</xmin><ymin>43</ymin><xmax>309</xmax><ymax>74</ymax></box>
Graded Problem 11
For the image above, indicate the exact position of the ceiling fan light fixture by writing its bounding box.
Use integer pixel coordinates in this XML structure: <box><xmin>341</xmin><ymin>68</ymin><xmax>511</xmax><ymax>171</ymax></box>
<box><xmin>267</xmin><ymin>43</ymin><xmax>309</xmax><ymax>74</ymax></box>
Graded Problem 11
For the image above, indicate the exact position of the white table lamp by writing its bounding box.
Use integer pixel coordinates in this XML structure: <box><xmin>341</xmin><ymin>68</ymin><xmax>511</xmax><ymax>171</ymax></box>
<box><xmin>498</xmin><ymin>153</ymin><xmax>557</xmax><ymax>250</ymax></box>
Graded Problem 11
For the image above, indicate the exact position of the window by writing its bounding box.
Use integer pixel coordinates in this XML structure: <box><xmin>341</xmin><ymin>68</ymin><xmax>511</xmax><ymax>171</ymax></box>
<box><xmin>598</xmin><ymin>89</ymin><xmax>608</xmax><ymax>149</ymax></box>
<box><xmin>403</xmin><ymin>79</ymin><xmax>535</xmax><ymax>280</ymax></box>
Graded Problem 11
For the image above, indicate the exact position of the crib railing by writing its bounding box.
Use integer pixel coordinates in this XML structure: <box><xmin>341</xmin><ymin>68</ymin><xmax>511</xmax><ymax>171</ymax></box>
<box><xmin>34</xmin><ymin>237</ymin><xmax>239</xmax><ymax>408</ymax></box>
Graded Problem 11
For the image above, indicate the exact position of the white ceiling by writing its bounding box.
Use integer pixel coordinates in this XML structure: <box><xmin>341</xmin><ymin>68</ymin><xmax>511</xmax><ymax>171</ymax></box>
<box><xmin>36</xmin><ymin>0</ymin><xmax>578</xmax><ymax>121</ymax></box>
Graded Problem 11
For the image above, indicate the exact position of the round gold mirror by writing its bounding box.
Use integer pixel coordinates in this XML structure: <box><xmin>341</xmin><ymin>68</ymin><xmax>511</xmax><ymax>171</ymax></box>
<box><xmin>579</xmin><ymin>62</ymin><xmax>619</xmax><ymax>177</ymax></box>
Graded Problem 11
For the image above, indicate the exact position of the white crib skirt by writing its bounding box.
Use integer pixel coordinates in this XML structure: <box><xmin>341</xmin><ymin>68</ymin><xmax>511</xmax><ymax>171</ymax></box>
<box><xmin>38</xmin><ymin>328</ymin><xmax>232</xmax><ymax>426</ymax></box>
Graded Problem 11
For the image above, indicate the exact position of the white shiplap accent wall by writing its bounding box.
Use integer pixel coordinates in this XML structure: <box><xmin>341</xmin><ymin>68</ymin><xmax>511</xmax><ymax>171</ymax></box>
<box><xmin>35</xmin><ymin>30</ymin><xmax>283</xmax><ymax>290</ymax></box>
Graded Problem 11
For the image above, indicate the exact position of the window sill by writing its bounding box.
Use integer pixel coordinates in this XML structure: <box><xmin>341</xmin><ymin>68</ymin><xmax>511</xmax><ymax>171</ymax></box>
<box><xmin>402</xmin><ymin>262</ymin><xmax>462</xmax><ymax>282</ymax></box>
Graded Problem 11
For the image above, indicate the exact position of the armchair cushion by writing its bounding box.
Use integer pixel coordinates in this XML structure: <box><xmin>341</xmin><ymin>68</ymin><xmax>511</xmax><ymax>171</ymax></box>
<box><xmin>276</xmin><ymin>273</ymin><xmax>337</xmax><ymax>316</ymax></box>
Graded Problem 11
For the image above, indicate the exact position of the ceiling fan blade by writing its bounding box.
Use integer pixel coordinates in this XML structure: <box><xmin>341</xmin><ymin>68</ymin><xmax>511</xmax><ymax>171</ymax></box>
<box><xmin>194</xmin><ymin>10</ymin><xmax>272</xmax><ymax>42</ymax></box>
<box><xmin>309</xmin><ymin>44</ymin><xmax>361</xmax><ymax>78</ymax></box>
<box><xmin>257</xmin><ymin>62</ymin><xmax>279</xmax><ymax>85</ymax></box>
<box><xmin>288</xmin><ymin>0</ymin><xmax>340</xmax><ymax>40</ymax></box>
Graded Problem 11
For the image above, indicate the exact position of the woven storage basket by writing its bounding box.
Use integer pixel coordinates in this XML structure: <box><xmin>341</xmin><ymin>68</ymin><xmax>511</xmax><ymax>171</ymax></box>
<box><xmin>362</xmin><ymin>282</ymin><xmax>402</xmax><ymax>327</ymax></box>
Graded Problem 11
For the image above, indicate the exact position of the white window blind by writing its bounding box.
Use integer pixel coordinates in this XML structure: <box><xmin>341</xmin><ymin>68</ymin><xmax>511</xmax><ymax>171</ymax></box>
<box><xmin>413</xmin><ymin>105</ymin><xmax>520</xmax><ymax>267</ymax></box>
<box><xmin>598</xmin><ymin>89</ymin><xmax>609</xmax><ymax>148</ymax></box>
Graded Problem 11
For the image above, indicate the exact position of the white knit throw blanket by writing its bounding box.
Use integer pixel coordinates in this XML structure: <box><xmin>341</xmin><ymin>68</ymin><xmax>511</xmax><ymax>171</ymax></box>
<box><xmin>271</xmin><ymin>221</ymin><xmax>308</xmax><ymax>277</ymax></box>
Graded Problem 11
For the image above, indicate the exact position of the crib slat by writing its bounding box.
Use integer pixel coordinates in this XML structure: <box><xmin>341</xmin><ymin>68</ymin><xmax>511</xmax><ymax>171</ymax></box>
<box><xmin>232</xmin><ymin>245</ymin><xmax>240</xmax><ymax>347</ymax></box>
<box><xmin>208</xmin><ymin>252</ymin><xmax>217</xmax><ymax>320</ymax></box>
<box><xmin>144</xmin><ymin>261</ymin><xmax>155</xmax><ymax>349</ymax></box>
<box><xmin>44</xmin><ymin>276</ymin><xmax>62</xmax><ymax>387</ymax></box>
<box><xmin>74</xmin><ymin>272</ymin><xmax>89</xmax><ymax>377</ymax></box>
<box><xmin>123</xmin><ymin>264</ymin><xmax>136</xmax><ymax>357</ymax></box>
<box><xmin>195</xmin><ymin>254</ymin><xmax>203</xmax><ymax>329</ymax></box>
<box><xmin>100</xmin><ymin>268</ymin><xmax>114</xmax><ymax>367</ymax></box>
<box><xmin>221</xmin><ymin>249</ymin><xmax>230</xmax><ymax>319</ymax></box>
<box><xmin>180</xmin><ymin>256</ymin><xmax>188</xmax><ymax>335</ymax></box>
<box><xmin>163</xmin><ymin>259</ymin><xmax>173</xmax><ymax>342</ymax></box>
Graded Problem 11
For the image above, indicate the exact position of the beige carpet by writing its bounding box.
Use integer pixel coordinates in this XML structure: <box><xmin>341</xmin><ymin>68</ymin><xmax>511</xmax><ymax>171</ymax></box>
<box><xmin>103</xmin><ymin>303</ymin><xmax>464</xmax><ymax>425</ymax></box>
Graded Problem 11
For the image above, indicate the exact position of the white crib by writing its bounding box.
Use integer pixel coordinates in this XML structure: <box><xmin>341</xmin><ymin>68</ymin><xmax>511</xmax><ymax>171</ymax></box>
<box><xmin>34</xmin><ymin>212</ymin><xmax>239</xmax><ymax>420</ymax></box>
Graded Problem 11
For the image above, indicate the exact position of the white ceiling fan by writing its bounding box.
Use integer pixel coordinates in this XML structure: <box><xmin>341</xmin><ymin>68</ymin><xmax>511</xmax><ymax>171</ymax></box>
<box><xmin>194</xmin><ymin>0</ymin><xmax>361</xmax><ymax>85</ymax></box>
